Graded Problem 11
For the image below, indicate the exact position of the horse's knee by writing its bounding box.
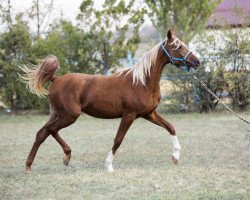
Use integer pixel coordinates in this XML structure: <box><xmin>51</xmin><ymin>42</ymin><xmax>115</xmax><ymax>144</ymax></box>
<box><xmin>165</xmin><ymin>123</ymin><xmax>176</xmax><ymax>135</ymax></box>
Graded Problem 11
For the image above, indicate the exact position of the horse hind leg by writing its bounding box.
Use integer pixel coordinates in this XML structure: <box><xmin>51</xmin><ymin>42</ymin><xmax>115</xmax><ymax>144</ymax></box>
<box><xmin>25</xmin><ymin>126</ymin><xmax>51</xmax><ymax>173</ymax></box>
<box><xmin>46</xmin><ymin>111</ymin><xmax>72</xmax><ymax>165</ymax></box>
<box><xmin>25</xmin><ymin>112</ymin><xmax>79</xmax><ymax>173</ymax></box>
<box><xmin>47</xmin><ymin>113</ymin><xmax>79</xmax><ymax>165</ymax></box>
<box><xmin>45</xmin><ymin>111</ymin><xmax>72</xmax><ymax>166</ymax></box>
<box><xmin>25</xmin><ymin>111</ymin><xmax>59</xmax><ymax>173</ymax></box>
<box><xmin>52</xmin><ymin>132</ymin><xmax>72</xmax><ymax>166</ymax></box>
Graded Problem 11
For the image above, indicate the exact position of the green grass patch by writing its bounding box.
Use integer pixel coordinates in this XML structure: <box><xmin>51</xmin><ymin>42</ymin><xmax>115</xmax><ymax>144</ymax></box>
<box><xmin>0</xmin><ymin>113</ymin><xmax>249</xmax><ymax>199</ymax></box>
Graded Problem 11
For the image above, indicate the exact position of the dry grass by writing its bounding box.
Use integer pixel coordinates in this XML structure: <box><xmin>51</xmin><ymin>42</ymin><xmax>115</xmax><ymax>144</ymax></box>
<box><xmin>0</xmin><ymin>112</ymin><xmax>249</xmax><ymax>199</ymax></box>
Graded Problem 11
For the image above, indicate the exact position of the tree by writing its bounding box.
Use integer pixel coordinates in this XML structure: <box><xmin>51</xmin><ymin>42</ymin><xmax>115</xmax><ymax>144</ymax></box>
<box><xmin>223</xmin><ymin>27</ymin><xmax>250</xmax><ymax>110</ymax></box>
<box><xmin>188</xmin><ymin>32</ymin><xmax>228</xmax><ymax>112</ymax></box>
<box><xmin>33</xmin><ymin>20</ymin><xmax>96</xmax><ymax>74</ymax></box>
<box><xmin>145</xmin><ymin>0</ymin><xmax>221</xmax><ymax>42</ymax></box>
<box><xmin>0</xmin><ymin>17</ymin><xmax>40</xmax><ymax>111</ymax></box>
<box><xmin>28</xmin><ymin>0</ymin><xmax>54</xmax><ymax>38</ymax></box>
<box><xmin>78</xmin><ymin>0</ymin><xmax>146</xmax><ymax>74</ymax></box>
<box><xmin>194</xmin><ymin>5</ymin><xmax>250</xmax><ymax>111</ymax></box>
<box><xmin>0</xmin><ymin>0</ymin><xmax>13</xmax><ymax>30</ymax></box>
<box><xmin>0</xmin><ymin>17</ymin><xmax>96</xmax><ymax>112</ymax></box>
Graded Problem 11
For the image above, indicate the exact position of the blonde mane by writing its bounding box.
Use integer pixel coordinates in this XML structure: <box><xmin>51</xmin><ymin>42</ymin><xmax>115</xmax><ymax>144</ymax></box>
<box><xmin>120</xmin><ymin>43</ymin><xmax>161</xmax><ymax>86</ymax></box>
<box><xmin>119</xmin><ymin>36</ymin><xmax>186</xmax><ymax>86</ymax></box>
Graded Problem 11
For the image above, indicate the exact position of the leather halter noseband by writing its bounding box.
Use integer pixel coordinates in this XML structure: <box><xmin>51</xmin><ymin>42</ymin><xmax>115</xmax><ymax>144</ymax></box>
<box><xmin>160</xmin><ymin>41</ymin><xmax>192</xmax><ymax>72</ymax></box>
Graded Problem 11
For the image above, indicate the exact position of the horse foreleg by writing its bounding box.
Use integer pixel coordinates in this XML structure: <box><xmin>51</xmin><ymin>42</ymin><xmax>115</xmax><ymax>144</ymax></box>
<box><xmin>52</xmin><ymin>133</ymin><xmax>71</xmax><ymax>166</ymax></box>
<box><xmin>144</xmin><ymin>110</ymin><xmax>181</xmax><ymax>164</ymax></box>
<box><xmin>105</xmin><ymin>113</ymin><xmax>136</xmax><ymax>172</ymax></box>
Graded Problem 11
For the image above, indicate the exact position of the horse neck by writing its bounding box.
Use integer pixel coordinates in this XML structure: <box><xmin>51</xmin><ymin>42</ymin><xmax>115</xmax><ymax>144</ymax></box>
<box><xmin>146</xmin><ymin>49</ymin><xmax>169</xmax><ymax>93</ymax></box>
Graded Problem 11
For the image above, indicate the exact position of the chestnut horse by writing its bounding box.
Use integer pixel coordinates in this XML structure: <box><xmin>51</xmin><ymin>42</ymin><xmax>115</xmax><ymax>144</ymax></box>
<box><xmin>20</xmin><ymin>30</ymin><xmax>200</xmax><ymax>173</ymax></box>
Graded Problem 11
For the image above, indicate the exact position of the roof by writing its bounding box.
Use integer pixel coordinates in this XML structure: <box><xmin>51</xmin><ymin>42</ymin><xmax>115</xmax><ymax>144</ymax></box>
<box><xmin>207</xmin><ymin>0</ymin><xmax>250</xmax><ymax>28</ymax></box>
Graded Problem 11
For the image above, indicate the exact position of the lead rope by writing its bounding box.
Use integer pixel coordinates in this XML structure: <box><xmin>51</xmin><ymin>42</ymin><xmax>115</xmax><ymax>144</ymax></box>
<box><xmin>181</xmin><ymin>67</ymin><xmax>250</xmax><ymax>125</ymax></box>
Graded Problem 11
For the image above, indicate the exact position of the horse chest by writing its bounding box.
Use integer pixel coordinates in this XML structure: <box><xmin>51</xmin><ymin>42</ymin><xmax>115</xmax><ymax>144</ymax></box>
<box><xmin>136</xmin><ymin>93</ymin><xmax>161</xmax><ymax>114</ymax></box>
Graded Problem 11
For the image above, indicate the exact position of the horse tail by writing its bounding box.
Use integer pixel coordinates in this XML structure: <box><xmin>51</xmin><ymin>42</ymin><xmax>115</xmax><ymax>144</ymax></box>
<box><xmin>19</xmin><ymin>55</ymin><xmax>59</xmax><ymax>98</ymax></box>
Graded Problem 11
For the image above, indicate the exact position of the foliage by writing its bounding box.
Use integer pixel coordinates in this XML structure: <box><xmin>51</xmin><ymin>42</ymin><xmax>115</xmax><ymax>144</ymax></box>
<box><xmin>78</xmin><ymin>0</ymin><xmax>146</xmax><ymax>74</ymax></box>
<box><xmin>0</xmin><ymin>19</ymin><xmax>99</xmax><ymax>112</ymax></box>
<box><xmin>191</xmin><ymin>66</ymin><xmax>227</xmax><ymax>112</ymax></box>
<box><xmin>222</xmin><ymin>27</ymin><xmax>250</xmax><ymax>110</ymax></box>
<box><xmin>33</xmin><ymin>20</ymin><xmax>96</xmax><ymax>74</ymax></box>
<box><xmin>0</xmin><ymin>18</ymin><xmax>40</xmax><ymax>111</ymax></box>
<box><xmin>226</xmin><ymin>72</ymin><xmax>250</xmax><ymax>110</ymax></box>
<box><xmin>145</xmin><ymin>0</ymin><xmax>220</xmax><ymax>42</ymax></box>
<box><xmin>189</xmin><ymin>32</ymin><xmax>228</xmax><ymax>112</ymax></box>
<box><xmin>28</xmin><ymin>0</ymin><xmax>54</xmax><ymax>38</ymax></box>
<box><xmin>0</xmin><ymin>0</ymin><xmax>13</xmax><ymax>30</ymax></box>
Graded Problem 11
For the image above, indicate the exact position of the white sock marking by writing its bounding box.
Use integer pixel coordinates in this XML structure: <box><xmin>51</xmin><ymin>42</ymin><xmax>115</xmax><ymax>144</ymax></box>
<box><xmin>171</xmin><ymin>135</ymin><xmax>181</xmax><ymax>160</ymax></box>
<box><xmin>105</xmin><ymin>150</ymin><xmax>114</xmax><ymax>172</ymax></box>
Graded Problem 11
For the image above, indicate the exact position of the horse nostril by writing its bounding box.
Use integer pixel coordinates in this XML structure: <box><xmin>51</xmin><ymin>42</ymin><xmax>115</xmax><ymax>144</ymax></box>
<box><xmin>196</xmin><ymin>60</ymin><xmax>200</xmax><ymax>66</ymax></box>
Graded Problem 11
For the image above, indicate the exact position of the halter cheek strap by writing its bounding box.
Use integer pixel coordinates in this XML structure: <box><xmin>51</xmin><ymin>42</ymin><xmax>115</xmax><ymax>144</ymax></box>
<box><xmin>160</xmin><ymin>41</ymin><xmax>192</xmax><ymax>72</ymax></box>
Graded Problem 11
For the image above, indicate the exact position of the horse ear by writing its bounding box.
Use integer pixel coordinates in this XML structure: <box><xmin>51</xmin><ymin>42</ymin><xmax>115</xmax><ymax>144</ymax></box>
<box><xmin>167</xmin><ymin>30</ymin><xmax>176</xmax><ymax>40</ymax></box>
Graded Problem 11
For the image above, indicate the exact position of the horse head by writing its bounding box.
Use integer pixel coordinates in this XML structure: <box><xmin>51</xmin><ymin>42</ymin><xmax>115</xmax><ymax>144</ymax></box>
<box><xmin>161</xmin><ymin>30</ymin><xmax>200</xmax><ymax>71</ymax></box>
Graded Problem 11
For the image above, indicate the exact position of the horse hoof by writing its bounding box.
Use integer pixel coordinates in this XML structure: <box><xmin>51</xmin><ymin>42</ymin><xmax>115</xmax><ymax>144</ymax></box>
<box><xmin>172</xmin><ymin>156</ymin><xmax>178</xmax><ymax>165</ymax></box>
<box><xmin>107</xmin><ymin>167</ymin><xmax>114</xmax><ymax>173</ymax></box>
<box><xmin>63</xmin><ymin>157</ymin><xmax>70</xmax><ymax>166</ymax></box>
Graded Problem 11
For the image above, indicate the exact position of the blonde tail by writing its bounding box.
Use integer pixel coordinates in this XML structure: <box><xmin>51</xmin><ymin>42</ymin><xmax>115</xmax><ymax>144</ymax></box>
<box><xmin>19</xmin><ymin>55</ymin><xmax>59</xmax><ymax>98</ymax></box>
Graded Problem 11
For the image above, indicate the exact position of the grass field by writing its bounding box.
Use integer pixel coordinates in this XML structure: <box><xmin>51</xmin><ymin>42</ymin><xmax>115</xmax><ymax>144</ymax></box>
<box><xmin>0</xmin><ymin>112</ymin><xmax>249</xmax><ymax>199</ymax></box>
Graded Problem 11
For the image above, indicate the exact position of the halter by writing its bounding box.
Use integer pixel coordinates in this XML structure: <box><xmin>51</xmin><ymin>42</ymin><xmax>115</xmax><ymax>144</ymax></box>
<box><xmin>160</xmin><ymin>41</ymin><xmax>192</xmax><ymax>72</ymax></box>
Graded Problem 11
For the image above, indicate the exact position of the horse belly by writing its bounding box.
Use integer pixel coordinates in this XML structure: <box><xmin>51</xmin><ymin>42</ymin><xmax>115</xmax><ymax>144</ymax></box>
<box><xmin>81</xmin><ymin>98</ymin><xmax>123</xmax><ymax>119</ymax></box>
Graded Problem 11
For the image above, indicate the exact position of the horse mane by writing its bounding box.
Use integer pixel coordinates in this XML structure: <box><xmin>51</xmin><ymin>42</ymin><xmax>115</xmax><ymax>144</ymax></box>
<box><xmin>119</xmin><ymin>43</ymin><xmax>161</xmax><ymax>86</ymax></box>
<box><xmin>118</xmin><ymin>36</ymin><xmax>186</xmax><ymax>86</ymax></box>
